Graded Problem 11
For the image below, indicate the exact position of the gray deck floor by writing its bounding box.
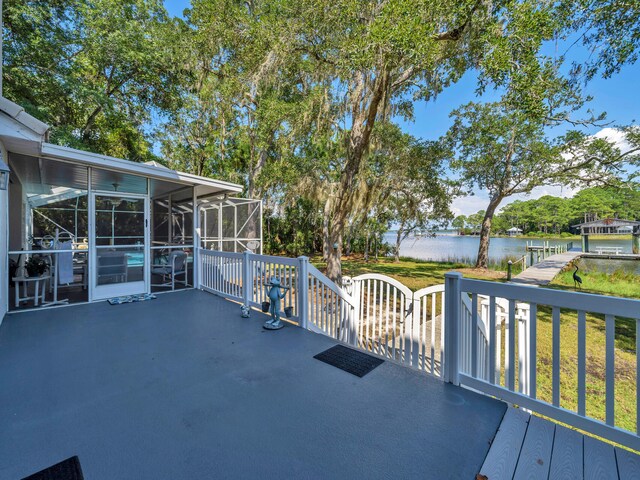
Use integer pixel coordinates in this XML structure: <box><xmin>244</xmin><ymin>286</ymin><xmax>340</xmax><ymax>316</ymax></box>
<box><xmin>512</xmin><ymin>250</ymin><xmax>583</xmax><ymax>286</ymax></box>
<box><xmin>0</xmin><ymin>289</ymin><xmax>506</xmax><ymax>479</ymax></box>
<box><xmin>480</xmin><ymin>408</ymin><xmax>640</xmax><ymax>480</ymax></box>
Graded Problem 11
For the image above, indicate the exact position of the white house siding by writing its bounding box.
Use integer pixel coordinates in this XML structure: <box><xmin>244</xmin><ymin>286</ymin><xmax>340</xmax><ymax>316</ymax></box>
<box><xmin>7</xmin><ymin>162</ymin><xmax>22</xmax><ymax>251</ymax></box>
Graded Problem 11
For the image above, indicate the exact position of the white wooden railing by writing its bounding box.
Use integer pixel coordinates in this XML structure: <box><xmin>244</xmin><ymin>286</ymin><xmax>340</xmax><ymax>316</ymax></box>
<box><xmin>306</xmin><ymin>264</ymin><xmax>356</xmax><ymax>343</ymax></box>
<box><xmin>594</xmin><ymin>246</ymin><xmax>624</xmax><ymax>255</ymax></box>
<box><xmin>246</xmin><ymin>253</ymin><xmax>300</xmax><ymax>321</ymax></box>
<box><xmin>525</xmin><ymin>240</ymin><xmax>574</xmax><ymax>265</ymax></box>
<box><xmin>200</xmin><ymin>250</ymin><xmax>244</xmax><ymax>300</ymax></box>
<box><xmin>477</xmin><ymin>296</ymin><xmax>533</xmax><ymax>395</ymax></box>
<box><xmin>198</xmin><ymin>249</ymin><xmax>639</xmax><ymax>451</ymax></box>
<box><xmin>200</xmin><ymin>249</ymin><xmax>302</xmax><ymax>322</ymax></box>
<box><xmin>445</xmin><ymin>272</ymin><xmax>640</xmax><ymax>451</ymax></box>
<box><xmin>459</xmin><ymin>293</ymin><xmax>490</xmax><ymax>382</ymax></box>
<box><xmin>199</xmin><ymin>250</ymin><xmax>489</xmax><ymax>381</ymax></box>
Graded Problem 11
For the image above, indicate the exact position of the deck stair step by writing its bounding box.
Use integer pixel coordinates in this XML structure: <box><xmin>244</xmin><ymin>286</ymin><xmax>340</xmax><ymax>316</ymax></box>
<box><xmin>480</xmin><ymin>407</ymin><xmax>640</xmax><ymax>480</ymax></box>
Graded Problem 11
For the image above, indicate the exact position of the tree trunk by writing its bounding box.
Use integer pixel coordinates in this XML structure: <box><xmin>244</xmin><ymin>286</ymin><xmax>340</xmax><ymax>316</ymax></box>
<box><xmin>247</xmin><ymin>149</ymin><xmax>267</xmax><ymax>199</ymax></box>
<box><xmin>394</xmin><ymin>228</ymin><xmax>403</xmax><ymax>262</ymax></box>
<box><xmin>322</xmin><ymin>198</ymin><xmax>331</xmax><ymax>262</ymax></box>
<box><xmin>475</xmin><ymin>196</ymin><xmax>503</xmax><ymax>269</ymax></box>
<box><xmin>245</xmin><ymin>148</ymin><xmax>270</xmax><ymax>251</ymax></box>
<box><xmin>364</xmin><ymin>231</ymin><xmax>370</xmax><ymax>262</ymax></box>
<box><xmin>324</xmin><ymin>70</ymin><xmax>389</xmax><ymax>282</ymax></box>
<box><xmin>82</xmin><ymin>105</ymin><xmax>103</xmax><ymax>141</ymax></box>
<box><xmin>325</xmin><ymin>229</ymin><xmax>342</xmax><ymax>285</ymax></box>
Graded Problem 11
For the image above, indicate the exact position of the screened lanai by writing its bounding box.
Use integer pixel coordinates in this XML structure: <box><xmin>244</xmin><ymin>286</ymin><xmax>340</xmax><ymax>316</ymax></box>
<box><xmin>5</xmin><ymin>144</ymin><xmax>254</xmax><ymax>312</ymax></box>
<box><xmin>200</xmin><ymin>196</ymin><xmax>262</xmax><ymax>253</ymax></box>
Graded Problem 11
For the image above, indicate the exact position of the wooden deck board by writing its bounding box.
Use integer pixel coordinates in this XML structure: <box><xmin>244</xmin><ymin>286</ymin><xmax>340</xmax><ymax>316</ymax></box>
<box><xmin>584</xmin><ymin>435</ymin><xmax>618</xmax><ymax>480</ymax></box>
<box><xmin>513</xmin><ymin>415</ymin><xmax>556</xmax><ymax>480</ymax></box>
<box><xmin>480</xmin><ymin>408</ymin><xmax>530</xmax><ymax>480</ymax></box>
<box><xmin>482</xmin><ymin>409</ymin><xmax>640</xmax><ymax>480</ymax></box>
<box><xmin>512</xmin><ymin>250</ymin><xmax>583</xmax><ymax>286</ymax></box>
<box><xmin>548</xmin><ymin>425</ymin><xmax>583</xmax><ymax>480</ymax></box>
<box><xmin>616</xmin><ymin>447</ymin><xmax>640</xmax><ymax>480</ymax></box>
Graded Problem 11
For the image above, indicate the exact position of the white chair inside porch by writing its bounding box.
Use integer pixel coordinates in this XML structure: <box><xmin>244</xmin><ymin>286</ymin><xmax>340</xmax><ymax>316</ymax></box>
<box><xmin>151</xmin><ymin>251</ymin><xmax>188</xmax><ymax>291</ymax></box>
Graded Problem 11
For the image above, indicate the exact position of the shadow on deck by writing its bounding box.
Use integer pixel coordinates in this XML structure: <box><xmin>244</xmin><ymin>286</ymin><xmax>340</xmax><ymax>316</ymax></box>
<box><xmin>0</xmin><ymin>289</ymin><xmax>505</xmax><ymax>479</ymax></box>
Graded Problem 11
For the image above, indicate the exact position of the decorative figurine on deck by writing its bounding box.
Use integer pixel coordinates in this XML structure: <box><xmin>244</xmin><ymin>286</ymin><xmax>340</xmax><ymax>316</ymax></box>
<box><xmin>263</xmin><ymin>277</ymin><xmax>290</xmax><ymax>330</ymax></box>
<box><xmin>240</xmin><ymin>304</ymin><xmax>251</xmax><ymax>318</ymax></box>
<box><xmin>342</xmin><ymin>276</ymin><xmax>353</xmax><ymax>295</ymax></box>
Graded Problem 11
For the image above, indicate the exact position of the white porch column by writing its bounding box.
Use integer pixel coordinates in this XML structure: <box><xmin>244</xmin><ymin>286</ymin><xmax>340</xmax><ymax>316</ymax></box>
<box><xmin>193</xmin><ymin>190</ymin><xmax>200</xmax><ymax>289</ymax></box>
<box><xmin>242</xmin><ymin>250</ymin><xmax>252</xmax><ymax>307</ymax></box>
<box><xmin>0</xmin><ymin>141</ymin><xmax>9</xmax><ymax>320</ymax></box>
<box><xmin>297</xmin><ymin>256</ymin><xmax>309</xmax><ymax>329</ymax></box>
<box><xmin>444</xmin><ymin>272</ymin><xmax>462</xmax><ymax>385</ymax></box>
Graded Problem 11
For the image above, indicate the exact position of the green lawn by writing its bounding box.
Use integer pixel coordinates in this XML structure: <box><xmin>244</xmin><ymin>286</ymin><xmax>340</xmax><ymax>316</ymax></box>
<box><xmin>312</xmin><ymin>255</ymin><xmax>509</xmax><ymax>291</ymax></box>
<box><xmin>312</xmin><ymin>255</ymin><xmax>638</xmax><ymax>440</ymax></box>
<box><xmin>550</xmin><ymin>266</ymin><xmax>640</xmax><ymax>299</ymax></box>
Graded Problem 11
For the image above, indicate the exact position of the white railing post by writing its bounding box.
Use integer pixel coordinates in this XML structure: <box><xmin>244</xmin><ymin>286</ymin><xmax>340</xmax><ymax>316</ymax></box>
<box><xmin>197</xmin><ymin>247</ymin><xmax>203</xmax><ymax>290</ymax></box>
<box><xmin>242</xmin><ymin>250</ymin><xmax>251</xmax><ymax>307</ymax></box>
<box><xmin>518</xmin><ymin>305</ymin><xmax>530</xmax><ymax>396</ymax></box>
<box><xmin>350</xmin><ymin>278</ymin><xmax>361</xmax><ymax>347</ymax></box>
<box><xmin>297</xmin><ymin>256</ymin><xmax>309</xmax><ymax>330</ymax></box>
<box><xmin>411</xmin><ymin>295</ymin><xmax>421</xmax><ymax>368</ymax></box>
<box><xmin>444</xmin><ymin>272</ymin><xmax>462</xmax><ymax>385</ymax></box>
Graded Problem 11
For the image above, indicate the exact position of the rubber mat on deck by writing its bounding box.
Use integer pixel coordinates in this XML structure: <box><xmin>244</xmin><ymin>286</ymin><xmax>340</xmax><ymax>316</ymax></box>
<box><xmin>313</xmin><ymin>344</ymin><xmax>384</xmax><ymax>377</ymax></box>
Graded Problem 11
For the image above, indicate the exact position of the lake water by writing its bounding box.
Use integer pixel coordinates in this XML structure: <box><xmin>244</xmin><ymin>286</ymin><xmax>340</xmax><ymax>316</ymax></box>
<box><xmin>385</xmin><ymin>232</ymin><xmax>634</xmax><ymax>263</ymax></box>
<box><xmin>577</xmin><ymin>257</ymin><xmax>640</xmax><ymax>275</ymax></box>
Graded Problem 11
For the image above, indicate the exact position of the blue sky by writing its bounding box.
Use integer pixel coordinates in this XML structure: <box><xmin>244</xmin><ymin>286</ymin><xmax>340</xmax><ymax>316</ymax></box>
<box><xmin>165</xmin><ymin>0</ymin><xmax>190</xmax><ymax>18</ymax></box>
<box><xmin>163</xmin><ymin>1</ymin><xmax>640</xmax><ymax>215</ymax></box>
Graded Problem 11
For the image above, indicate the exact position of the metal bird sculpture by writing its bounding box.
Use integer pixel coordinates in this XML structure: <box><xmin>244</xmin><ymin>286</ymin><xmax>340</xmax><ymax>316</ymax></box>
<box><xmin>404</xmin><ymin>303</ymin><xmax>413</xmax><ymax>318</ymax></box>
<box><xmin>399</xmin><ymin>303</ymin><xmax>413</xmax><ymax>324</ymax></box>
<box><xmin>573</xmin><ymin>265</ymin><xmax>583</xmax><ymax>290</ymax></box>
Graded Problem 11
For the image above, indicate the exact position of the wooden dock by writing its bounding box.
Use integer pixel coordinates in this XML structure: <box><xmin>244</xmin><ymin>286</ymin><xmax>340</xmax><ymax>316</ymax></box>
<box><xmin>581</xmin><ymin>253</ymin><xmax>640</xmax><ymax>260</ymax></box>
<box><xmin>480</xmin><ymin>408</ymin><xmax>640</xmax><ymax>480</ymax></box>
<box><xmin>512</xmin><ymin>250</ymin><xmax>583</xmax><ymax>286</ymax></box>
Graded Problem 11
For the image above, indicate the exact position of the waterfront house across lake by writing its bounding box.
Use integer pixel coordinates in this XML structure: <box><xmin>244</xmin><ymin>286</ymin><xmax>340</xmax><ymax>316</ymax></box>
<box><xmin>573</xmin><ymin>217</ymin><xmax>640</xmax><ymax>235</ymax></box>
<box><xmin>507</xmin><ymin>226</ymin><xmax>523</xmax><ymax>236</ymax></box>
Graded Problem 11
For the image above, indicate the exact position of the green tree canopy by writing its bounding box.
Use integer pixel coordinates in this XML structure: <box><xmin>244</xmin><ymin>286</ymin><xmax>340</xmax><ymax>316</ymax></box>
<box><xmin>447</xmin><ymin>99</ymin><xmax>637</xmax><ymax>268</ymax></box>
<box><xmin>4</xmin><ymin>0</ymin><xmax>187</xmax><ymax>160</ymax></box>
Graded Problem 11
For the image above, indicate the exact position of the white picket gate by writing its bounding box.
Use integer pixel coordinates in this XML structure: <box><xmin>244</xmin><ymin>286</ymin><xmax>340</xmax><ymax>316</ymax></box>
<box><xmin>346</xmin><ymin>275</ymin><xmax>452</xmax><ymax>378</ymax></box>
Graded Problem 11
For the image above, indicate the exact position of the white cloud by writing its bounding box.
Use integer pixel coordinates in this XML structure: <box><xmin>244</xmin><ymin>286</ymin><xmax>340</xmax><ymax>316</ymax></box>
<box><xmin>452</xmin><ymin>185</ymin><xmax>578</xmax><ymax>217</ymax></box>
<box><xmin>451</xmin><ymin>194</ymin><xmax>489</xmax><ymax>217</ymax></box>
<box><xmin>593</xmin><ymin>127</ymin><xmax>632</xmax><ymax>152</ymax></box>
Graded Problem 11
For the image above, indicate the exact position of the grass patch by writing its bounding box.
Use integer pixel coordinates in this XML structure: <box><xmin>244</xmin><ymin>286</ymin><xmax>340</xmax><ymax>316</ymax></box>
<box><xmin>311</xmin><ymin>255</ymin><xmax>506</xmax><ymax>291</ymax></box>
<box><xmin>533</xmin><ymin>308</ymin><xmax>637</xmax><ymax>433</ymax></box>
<box><xmin>550</xmin><ymin>266</ymin><xmax>640</xmax><ymax>299</ymax></box>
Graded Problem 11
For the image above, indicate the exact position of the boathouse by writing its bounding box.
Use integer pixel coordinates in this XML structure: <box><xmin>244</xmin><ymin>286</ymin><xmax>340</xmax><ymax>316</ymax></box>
<box><xmin>572</xmin><ymin>217</ymin><xmax>640</xmax><ymax>253</ymax></box>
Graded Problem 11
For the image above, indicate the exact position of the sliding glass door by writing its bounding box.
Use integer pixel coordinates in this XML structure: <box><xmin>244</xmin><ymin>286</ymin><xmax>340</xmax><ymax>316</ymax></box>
<box><xmin>90</xmin><ymin>193</ymin><xmax>149</xmax><ymax>300</ymax></box>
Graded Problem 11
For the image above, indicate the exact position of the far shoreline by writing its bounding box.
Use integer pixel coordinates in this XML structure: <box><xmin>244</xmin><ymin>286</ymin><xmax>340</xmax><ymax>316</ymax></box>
<box><xmin>397</xmin><ymin>233</ymin><xmax>634</xmax><ymax>241</ymax></box>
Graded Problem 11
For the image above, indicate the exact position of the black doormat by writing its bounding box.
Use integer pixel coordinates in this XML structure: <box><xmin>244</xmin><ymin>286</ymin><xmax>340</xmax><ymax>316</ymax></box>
<box><xmin>22</xmin><ymin>456</ymin><xmax>84</xmax><ymax>480</ymax></box>
<box><xmin>314</xmin><ymin>344</ymin><xmax>384</xmax><ymax>377</ymax></box>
